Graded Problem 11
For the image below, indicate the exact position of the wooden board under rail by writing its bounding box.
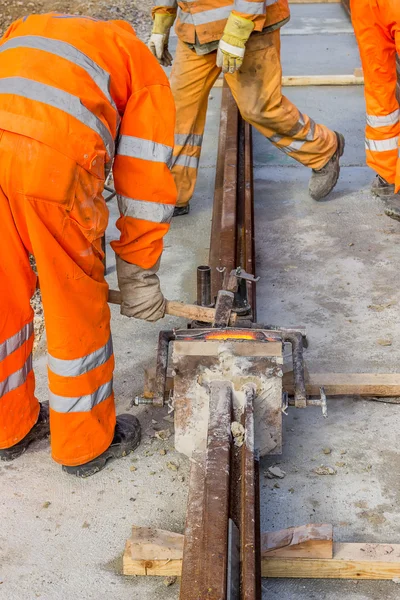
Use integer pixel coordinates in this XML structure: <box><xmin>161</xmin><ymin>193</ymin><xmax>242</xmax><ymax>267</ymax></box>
<box><xmin>123</xmin><ymin>524</ymin><xmax>400</xmax><ymax>580</ymax></box>
<box><xmin>283</xmin><ymin>372</ymin><xmax>400</xmax><ymax>397</ymax></box>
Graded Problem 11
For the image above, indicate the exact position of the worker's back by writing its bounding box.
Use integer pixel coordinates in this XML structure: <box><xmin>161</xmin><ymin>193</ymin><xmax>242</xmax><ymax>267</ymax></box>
<box><xmin>0</xmin><ymin>14</ymin><xmax>167</xmax><ymax>178</ymax></box>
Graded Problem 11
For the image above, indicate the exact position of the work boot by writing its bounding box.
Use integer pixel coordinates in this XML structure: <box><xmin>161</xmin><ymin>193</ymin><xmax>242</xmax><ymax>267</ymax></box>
<box><xmin>0</xmin><ymin>402</ymin><xmax>50</xmax><ymax>461</ymax></box>
<box><xmin>62</xmin><ymin>414</ymin><xmax>141</xmax><ymax>478</ymax></box>
<box><xmin>383</xmin><ymin>197</ymin><xmax>400</xmax><ymax>222</ymax></box>
<box><xmin>173</xmin><ymin>204</ymin><xmax>190</xmax><ymax>217</ymax></box>
<box><xmin>308</xmin><ymin>132</ymin><xmax>345</xmax><ymax>201</ymax></box>
<box><xmin>371</xmin><ymin>174</ymin><xmax>396</xmax><ymax>198</ymax></box>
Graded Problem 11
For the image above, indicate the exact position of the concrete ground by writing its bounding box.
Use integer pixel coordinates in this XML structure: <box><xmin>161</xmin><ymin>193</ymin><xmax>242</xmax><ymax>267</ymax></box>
<box><xmin>2</xmin><ymin>3</ymin><xmax>400</xmax><ymax>599</ymax></box>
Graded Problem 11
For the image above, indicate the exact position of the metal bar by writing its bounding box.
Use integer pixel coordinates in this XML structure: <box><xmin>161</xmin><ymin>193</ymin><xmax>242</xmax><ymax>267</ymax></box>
<box><xmin>179</xmin><ymin>450</ymin><xmax>207</xmax><ymax>600</ymax></box>
<box><xmin>179</xmin><ymin>381</ymin><xmax>232</xmax><ymax>599</ymax></box>
<box><xmin>153</xmin><ymin>330</ymin><xmax>175</xmax><ymax>407</ymax></box>
<box><xmin>209</xmin><ymin>82</ymin><xmax>239</xmax><ymax>301</ymax></box>
<box><xmin>197</xmin><ymin>265</ymin><xmax>212</xmax><ymax>307</ymax></box>
<box><xmin>243</xmin><ymin>121</ymin><xmax>256</xmax><ymax>318</ymax></box>
<box><xmin>203</xmin><ymin>380</ymin><xmax>232</xmax><ymax>599</ymax></box>
<box><xmin>240</xmin><ymin>385</ymin><xmax>260</xmax><ymax>600</ymax></box>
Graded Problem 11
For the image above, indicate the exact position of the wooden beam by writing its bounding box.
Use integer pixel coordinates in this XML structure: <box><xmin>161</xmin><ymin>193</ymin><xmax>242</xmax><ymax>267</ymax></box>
<box><xmin>213</xmin><ymin>74</ymin><xmax>363</xmax><ymax>89</ymax></box>
<box><xmin>262</xmin><ymin>524</ymin><xmax>333</xmax><ymax>559</ymax></box>
<box><xmin>283</xmin><ymin>372</ymin><xmax>400</xmax><ymax>397</ymax></box>
<box><xmin>123</xmin><ymin>529</ymin><xmax>400</xmax><ymax>580</ymax></box>
<box><xmin>262</xmin><ymin>543</ymin><xmax>400</xmax><ymax>579</ymax></box>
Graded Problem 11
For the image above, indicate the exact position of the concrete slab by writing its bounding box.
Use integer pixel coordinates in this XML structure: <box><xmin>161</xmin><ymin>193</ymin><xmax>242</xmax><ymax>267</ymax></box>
<box><xmin>280</xmin><ymin>33</ymin><xmax>361</xmax><ymax>76</ymax></box>
<box><xmin>253</xmin><ymin>85</ymin><xmax>366</xmax><ymax>168</ymax></box>
<box><xmin>282</xmin><ymin>2</ymin><xmax>354</xmax><ymax>35</ymax></box>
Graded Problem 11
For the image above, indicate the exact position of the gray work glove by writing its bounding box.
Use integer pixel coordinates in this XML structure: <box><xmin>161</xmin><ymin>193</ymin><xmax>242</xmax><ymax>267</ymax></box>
<box><xmin>116</xmin><ymin>256</ymin><xmax>166</xmax><ymax>322</ymax></box>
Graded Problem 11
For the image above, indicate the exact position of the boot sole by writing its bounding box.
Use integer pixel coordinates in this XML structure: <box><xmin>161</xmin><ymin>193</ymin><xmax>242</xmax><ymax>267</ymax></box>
<box><xmin>62</xmin><ymin>419</ymin><xmax>141</xmax><ymax>478</ymax></box>
<box><xmin>384</xmin><ymin>207</ymin><xmax>400</xmax><ymax>222</ymax></box>
<box><xmin>311</xmin><ymin>132</ymin><xmax>345</xmax><ymax>201</ymax></box>
<box><xmin>0</xmin><ymin>417</ymin><xmax>50</xmax><ymax>461</ymax></box>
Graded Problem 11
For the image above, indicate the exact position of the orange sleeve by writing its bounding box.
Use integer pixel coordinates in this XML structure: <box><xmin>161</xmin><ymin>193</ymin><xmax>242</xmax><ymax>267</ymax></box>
<box><xmin>110</xmin><ymin>83</ymin><xmax>177</xmax><ymax>269</ymax></box>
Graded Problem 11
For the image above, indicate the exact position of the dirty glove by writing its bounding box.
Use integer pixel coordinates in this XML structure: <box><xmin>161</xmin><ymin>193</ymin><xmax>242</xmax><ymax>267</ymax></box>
<box><xmin>116</xmin><ymin>256</ymin><xmax>166</xmax><ymax>322</ymax></box>
<box><xmin>216</xmin><ymin>13</ymin><xmax>255</xmax><ymax>74</ymax></box>
<box><xmin>148</xmin><ymin>13</ymin><xmax>175</xmax><ymax>67</ymax></box>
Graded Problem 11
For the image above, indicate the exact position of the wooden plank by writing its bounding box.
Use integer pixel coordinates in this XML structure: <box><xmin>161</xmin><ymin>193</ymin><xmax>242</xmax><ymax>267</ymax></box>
<box><xmin>262</xmin><ymin>524</ymin><xmax>333</xmax><ymax>559</ymax></box>
<box><xmin>213</xmin><ymin>74</ymin><xmax>363</xmax><ymax>89</ymax></box>
<box><xmin>123</xmin><ymin>533</ymin><xmax>400</xmax><ymax>580</ymax></box>
<box><xmin>262</xmin><ymin>542</ymin><xmax>400</xmax><ymax>579</ymax></box>
<box><xmin>283</xmin><ymin>372</ymin><xmax>400</xmax><ymax>397</ymax></box>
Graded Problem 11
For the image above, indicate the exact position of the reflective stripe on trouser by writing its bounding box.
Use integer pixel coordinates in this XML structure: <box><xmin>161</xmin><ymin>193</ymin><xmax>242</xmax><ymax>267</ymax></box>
<box><xmin>170</xmin><ymin>31</ymin><xmax>337</xmax><ymax>207</ymax></box>
<box><xmin>0</xmin><ymin>130</ymin><xmax>116</xmax><ymax>465</ymax></box>
<box><xmin>351</xmin><ymin>0</ymin><xmax>400</xmax><ymax>188</ymax></box>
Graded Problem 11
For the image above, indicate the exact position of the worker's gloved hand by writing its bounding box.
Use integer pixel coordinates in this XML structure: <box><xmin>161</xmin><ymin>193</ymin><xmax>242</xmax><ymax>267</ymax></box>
<box><xmin>216</xmin><ymin>13</ymin><xmax>255</xmax><ymax>74</ymax></box>
<box><xmin>116</xmin><ymin>256</ymin><xmax>166</xmax><ymax>322</ymax></box>
<box><xmin>148</xmin><ymin>13</ymin><xmax>175</xmax><ymax>67</ymax></box>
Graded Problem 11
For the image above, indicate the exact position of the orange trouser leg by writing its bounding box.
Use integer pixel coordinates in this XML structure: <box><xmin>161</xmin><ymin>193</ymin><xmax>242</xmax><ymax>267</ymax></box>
<box><xmin>170</xmin><ymin>40</ymin><xmax>221</xmax><ymax>207</ymax></box>
<box><xmin>226</xmin><ymin>29</ymin><xmax>337</xmax><ymax>170</ymax></box>
<box><xmin>0</xmin><ymin>148</ymin><xmax>39</xmax><ymax>449</ymax></box>
<box><xmin>351</xmin><ymin>0</ymin><xmax>400</xmax><ymax>186</ymax></box>
<box><xmin>0</xmin><ymin>131</ymin><xmax>116</xmax><ymax>466</ymax></box>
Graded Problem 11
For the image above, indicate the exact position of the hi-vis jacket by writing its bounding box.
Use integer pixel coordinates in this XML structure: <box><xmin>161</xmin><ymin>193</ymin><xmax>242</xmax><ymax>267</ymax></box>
<box><xmin>153</xmin><ymin>0</ymin><xmax>290</xmax><ymax>44</ymax></box>
<box><xmin>0</xmin><ymin>14</ymin><xmax>176</xmax><ymax>269</ymax></box>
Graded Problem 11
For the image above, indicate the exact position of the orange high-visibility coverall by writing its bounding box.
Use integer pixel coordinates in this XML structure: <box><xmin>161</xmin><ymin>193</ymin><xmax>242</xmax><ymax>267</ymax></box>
<box><xmin>0</xmin><ymin>14</ymin><xmax>176</xmax><ymax>466</ymax></box>
<box><xmin>153</xmin><ymin>0</ymin><xmax>338</xmax><ymax>207</ymax></box>
<box><xmin>351</xmin><ymin>0</ymin><xmax>400</xmax><ymax>190</ymax></box>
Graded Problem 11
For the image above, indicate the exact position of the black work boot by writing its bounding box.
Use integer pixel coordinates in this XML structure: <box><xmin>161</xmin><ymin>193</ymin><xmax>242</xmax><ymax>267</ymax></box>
<box><xmin>0</xmin><ymin>402</ymin><xmax>50</xmax><ymax>461</ymax></box>
<box><xmin>371</xmin><ymin>174</ymin><xmax>396</xmax><ymax>198</ymax></box>
<box><xmin>383</xmin><ymin>197</ymin><xmax>400</xmax><ymax>222</ymax></box>
<box><xmin>309</xmin><ymin>132</ymin><xmax>345</xmax><ymax>201</ymax></box>
<box><xmin>173</xmin><ymin>204</ymin><xmax>190</xmax><ymax>217</ymax></box>
<box><xmin>62</xmin><ymin>414</ymin><xmax>141</xmax><ymax>478</ymax></box>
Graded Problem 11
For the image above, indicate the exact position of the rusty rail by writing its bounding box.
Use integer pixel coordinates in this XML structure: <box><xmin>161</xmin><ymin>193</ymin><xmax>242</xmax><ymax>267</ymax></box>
<box><xmin>180</xmin><ymin>83</ymin><xmax>262</xmax><ymax>600</ymax></box>
<box><xmin>209</xmin><ymin>81</ymin><xmax>256</xmax><ymax>319</ymax></box>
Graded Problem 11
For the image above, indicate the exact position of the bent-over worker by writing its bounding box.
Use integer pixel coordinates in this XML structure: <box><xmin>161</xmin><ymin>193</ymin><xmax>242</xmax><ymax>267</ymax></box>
<box><xmin>148</xmin><ymin>0</ymin><xmax>345</xmax><ymax>216</ymax></box>
<box><xmin>0</xmin><ymin>14</ymin><xmax>176</xmax><ymax>476</ymax></box>
<box><xmin>351</xmin><ymin>0</ymin><xmax>400</xmax><ymax>221</ymax></box>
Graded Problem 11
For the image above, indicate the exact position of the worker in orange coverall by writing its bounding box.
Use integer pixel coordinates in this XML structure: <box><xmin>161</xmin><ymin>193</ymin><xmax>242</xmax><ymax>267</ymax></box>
<box><xmin>148</xmin><ymin>0</ymin><xmax>345</xmax><ymax>216</ymax></box>
<box><xmin>0</xmin><ymin>14</ymin><xmax>176</xmax><ymax>477</ymax></box>
<box><xmin>351</xmin><ymin>0</ymin><xmax>400</xmax><ymax>221</ymax></box>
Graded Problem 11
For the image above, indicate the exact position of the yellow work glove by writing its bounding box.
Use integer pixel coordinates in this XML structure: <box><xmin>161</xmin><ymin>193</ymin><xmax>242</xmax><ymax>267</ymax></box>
<box><xmin>216</xmin><ymin>13</ymin><xmax>255</xmax><ymax>74</ymax></box>
<box><xmin>148</xmin><ymin>13</ymin><xmax>175</xmax><ymax>67</ymax></box>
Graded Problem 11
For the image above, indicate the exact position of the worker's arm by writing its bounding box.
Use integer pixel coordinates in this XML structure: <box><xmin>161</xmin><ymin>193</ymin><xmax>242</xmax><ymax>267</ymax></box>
<box><xmin>148</xmin><ymin>4</ymin><xmax>177</xmax><ymax>66</ymax></box>
<box><xmin>111</xmin><ymin>82</ymin><xmax>176</xmax><ymax>321</ymax></box>
<box><xmin>217</xmin><ymin>1</ymin><xmax>268</xmax><ymax>74</ymax></box>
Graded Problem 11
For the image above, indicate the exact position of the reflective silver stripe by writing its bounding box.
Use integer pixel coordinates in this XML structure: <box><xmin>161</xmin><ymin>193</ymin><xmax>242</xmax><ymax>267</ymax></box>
<box><xmin>0</xmin><ymin>36</ymin><xmax>116</xmax><ymax>111</ymax></box>
<box><xmin>117</xmin><ymin>135</ymin><xmax>173</xmax><ymax>165</ymax></box>
<box><xmin>305</xmin><ymin>119</ymin><xmax>316</xmax><ymax>142</ymax></box>
<box><xmin>0</xmin><ymin>322</ymin><xmax>33</xmax><ymax>362</ymax></box>
<box><xmin>118</xmin><ymin>195</ymin><xmax>174</xmax><ymax>223</ymax></box>
<box><xmin>172</xmin><ymin>154</ymin><xmax>199</xmax><ymax>169</ymax></box>
<box><xmin>365</xmin><ymin>136</ymin><xmax>398</xmax><ymax>152</ymax></box>
<box><xmin>49</xmin><ymin>379</ymin><xmax>113</xmax><ymax>413</ymax></box>
<box><xmin>269</xmin><ymin>118</ymin><xmax>315</xmax><ymax>152</ymax></box>
<box><xmin>266</xmin><ymin>0</ymin><xmax>278</xmax><ymax>5</ymax></box>
<box><xmin>153</xmin><ymin>0</ymin><xmax>177</xmax><ymax>5</ymax></box>
<box><xmin>174</xmin><ymin>133</ymin><xmax>203</xmax><ymax>147</ymax></box>
<box><xmin>48</xmin><ymin>337</ymin><xmax>113</xmax><ymax>378</ymax></box>
<box><xmin>0</xmin><ymin>354</ymin><xmax>32</xmax><ymax>398</ymax></box>
<box><xmin>235</xmin><ymin>0</ymin><xmax>265</xmax><ymax>15</ymax></box>
<box><xmin>0</xmin><ymin>77</ymin><xmax>115</xmax><ymax>158</ymax></box>
<box><xmin>178</xmin><ymin>5</ymin><xmax>233</xmax><ymax>25</ymax></box>
<box><xmin>366</xmin><ymin>109</ymin><xmax>400</xmax><ymax>128</ymax></box>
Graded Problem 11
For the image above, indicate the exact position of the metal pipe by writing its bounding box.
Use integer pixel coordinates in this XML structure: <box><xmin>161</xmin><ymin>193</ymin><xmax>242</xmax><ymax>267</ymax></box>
<box><xmin>197</xmin><ymin>265</ymin><xmax>212</xmax><ymax>307</ymax></box>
